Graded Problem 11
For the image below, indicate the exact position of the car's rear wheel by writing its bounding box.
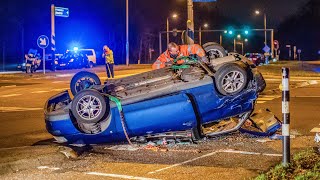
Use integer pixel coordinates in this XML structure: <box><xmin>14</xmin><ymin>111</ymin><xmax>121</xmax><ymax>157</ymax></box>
<box><xmin>215</xmin><ymin>63</ymin><xmax>247</xmax><ymax>95</ymax></box>
<box><xmin>70</xmin><ymin>71</ymin><xmax>101</xmax><ymax>96</ymax></box>
<box><xmin>71</xmin><ymin>89</ymin><xmax>109</xmax><ymax>124</ymax></box>
<box><xmin>203</xmin><ymin>43</ymin><xmax>227</xmax><ymax>62</ymax></box>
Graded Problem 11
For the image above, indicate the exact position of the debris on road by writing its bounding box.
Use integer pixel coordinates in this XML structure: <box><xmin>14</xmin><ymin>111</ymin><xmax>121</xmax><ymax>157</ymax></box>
<box><xmin>240</xmin><ymin>108</ymin><xmax>281</xmax><ymax>136</ymax></box>
<box><xmin>59</xmin><ymin>146</ymin><xmax>78</xmax><ymax>159</ymax></box>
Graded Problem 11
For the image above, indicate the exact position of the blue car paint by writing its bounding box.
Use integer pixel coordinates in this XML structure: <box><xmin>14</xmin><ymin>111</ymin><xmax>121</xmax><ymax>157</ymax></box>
<box><xmin>46</xmin><ymin>82</ymin><xmax>257</xmax><ymax>144</ymax></box>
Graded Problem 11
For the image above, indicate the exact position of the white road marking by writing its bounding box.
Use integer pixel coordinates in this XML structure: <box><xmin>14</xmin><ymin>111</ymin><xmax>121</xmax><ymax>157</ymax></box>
<box><xmin>257</xmin><ymin>101</ymin><xmax>267</xmax><ymax>104</ymax></box>
<box><xmin>311</xmin><ymin>128</ymin><xmax>320</xmax><ymax>133</ymax></box>
<box><xmin>52</xmin><ymin>81</ymin><xmax>68</xmax><ymax>84</ymax></box>
<box><xmin>148</xmin><ymin>149</ymin><xmax>282</xmax><ymax>174</ymax></box>
<box><xmin>31</xmin><ymin>91</ymin><xmax>50</xmax><ymax>94</ymax></box>
<box><xmin>86</xmin><ymin>172</ymin><xmax>160</xmax><ymax>180</ymax></box>
<box><xmin>56</xmin><ymin>74</ymin><xmax>74</xmax><ymax>77</ymax></box>
<box><xmin>52</xmin><ymin>88</ymin><xmax>68</xmax><ymax>91</ymax></box>
<box><xmin>0</xmin><ymin>94</ymin><xmax>22</xmax><ymax>98</ymax></box>
<box><xmin>257</xmin><ymin>97</ymin><xmax>276</xmax><ymax>101</ymax></box>
<box><xmin>2</xmin><ymin>85</ymin><xmax>17</xmax><ymax>88</ymax></box>
<box><xmin>0</xmin><ymin>107</ymin><xmax>42</xmax><ymax>112</ymax></box>
<box><xmin>37</xmin><ymin>166</ymin><xmax>60</xmax><ymax>171</ymax></box>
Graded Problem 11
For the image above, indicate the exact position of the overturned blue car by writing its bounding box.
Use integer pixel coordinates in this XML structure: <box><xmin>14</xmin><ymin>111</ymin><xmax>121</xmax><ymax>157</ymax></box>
<box><xmin>45</xmin><ymin>54</ymin><xmax>267</xmax><ymax>145</ymax></box>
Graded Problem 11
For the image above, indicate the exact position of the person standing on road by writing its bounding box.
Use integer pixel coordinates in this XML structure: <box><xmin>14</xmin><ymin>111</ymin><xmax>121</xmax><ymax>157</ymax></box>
<box><xmin>103</xmin><ymin>45</ymin><xmax>114</xmax><ymax>78</ymax></box>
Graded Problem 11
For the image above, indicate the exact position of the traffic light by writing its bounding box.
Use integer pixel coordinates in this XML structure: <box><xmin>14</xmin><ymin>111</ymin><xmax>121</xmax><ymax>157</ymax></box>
<box><xmin>244</xmin><ymin>30</ymin><xmax>249</xmax><ymax>35</ymax></box>
<box><xmin>228</xmin><ymin>30</ymin><xmax>233</xmax><ymax>35</ymax></box>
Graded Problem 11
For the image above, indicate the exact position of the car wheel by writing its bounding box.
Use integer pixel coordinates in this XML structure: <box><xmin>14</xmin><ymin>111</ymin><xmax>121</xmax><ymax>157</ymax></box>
<box><xmin>71</xmin><ymin>89</ymin><xmax>108</xmax><ymax>124</ymax></box>
<box><xmin>215</xmin><ymin>63</ymin><xmax>248</xmax><ymax>95</ymax></box>
<box><xmin>203</xmin><ymin>43</ymin><xmax>227</xmax><ymax>62</ymax></box>
<box><xmin>70</xmin><ymin>71</ymin><xmax>101</xmax><ymax>96</ymax></box>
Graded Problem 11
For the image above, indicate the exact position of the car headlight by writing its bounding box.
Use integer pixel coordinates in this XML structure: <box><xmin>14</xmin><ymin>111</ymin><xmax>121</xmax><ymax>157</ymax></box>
<box><xmin>22</xmin><ymin>63</ymin><xmax>26</xmax><ymax>66</ymax></box>
<box><xmin>69</xmin><ymin>59</ymin><xmax>74</xmax><ymax>62</ymax></box>
<box><xmin>55</xmin><ymin>61</ymin><xmax>58</xmax><ymax>65</ymax></box>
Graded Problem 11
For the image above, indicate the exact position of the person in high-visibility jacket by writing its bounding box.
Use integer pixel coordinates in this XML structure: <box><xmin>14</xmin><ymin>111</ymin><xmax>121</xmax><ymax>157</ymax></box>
<box><xmin>152</xmin><ymin>42</ymin><xmax>208</xmax><ymax>70</ymax></box>
<box><xmin>103</xmin><ymin>45</ymin><xmax>114</xmax><ymax>78</ymax></box>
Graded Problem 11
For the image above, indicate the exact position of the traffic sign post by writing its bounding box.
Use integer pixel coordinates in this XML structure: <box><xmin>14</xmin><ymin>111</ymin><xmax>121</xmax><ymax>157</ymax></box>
<box><xmin>37</xmin><ymin>35</ymin><xmax>49</xmax><ymax>74</ymax></box>
<box><xmin>297</xmin><ymin>49</ymin><xmax>301</xmax><ymax>61</ymax></box>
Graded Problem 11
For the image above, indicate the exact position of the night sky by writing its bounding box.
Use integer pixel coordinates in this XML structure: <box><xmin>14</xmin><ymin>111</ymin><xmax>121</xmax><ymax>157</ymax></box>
<box><xmin>0</xmin><ymin>0</ymin><xmax>314</xmax><ymax>65</ymax></box>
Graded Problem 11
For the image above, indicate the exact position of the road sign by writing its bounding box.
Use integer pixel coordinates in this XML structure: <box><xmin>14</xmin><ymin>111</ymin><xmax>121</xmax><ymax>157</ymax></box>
<box><xmin>55</xmin><ymin>7</ymin><xmax>69</xmax><ymax>17</ymax></box>
<box><xmin>37</xmin><ymin>35</ymin><xmax>49</xmax><ymax>49</ymax></box>
<box><xmin>193</xmin><ymin>0</ymin><xmax>217</xmax><ymax>2</ymax></box>
<box><xmin>37</xmin><ymin>35</ymin><xmax>49</xmax><ymax>75</ymax></box>
<box><xmin>263</xmin><ymin>45</ymin><xmax>271</xmax><ymax>53</ymax></box>
<box><xmin>297</xmin><ymin>49</ymin><xmax>301</xmax><ymax>54</ymax></box>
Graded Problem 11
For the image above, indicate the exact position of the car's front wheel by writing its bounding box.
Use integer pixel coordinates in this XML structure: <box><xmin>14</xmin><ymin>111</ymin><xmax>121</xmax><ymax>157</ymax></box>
<box><xmin>71</xmin><ymin>89</ymin><xmax>109</xmax><ymax>124</ymax></box>
<box><xmin>215</xmin><ymin>63</ymin><xmax>248</xmax><ymax>95</ymax></box>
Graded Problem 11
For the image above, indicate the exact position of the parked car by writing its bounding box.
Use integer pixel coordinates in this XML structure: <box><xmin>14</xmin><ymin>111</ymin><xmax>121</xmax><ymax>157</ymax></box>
<box><xmin>45</xmin><ymin>49</ymin><xmax>266</xmax><ymax>145</ymax></box>
<box><xmin>245</xmin><ymin>53</ymin><xmax>265</xmax><ymax>66</ymax></box>
<box><xmin>55</xmin><ymin>49</ymin><xmax>96</xmax><ymax>69</ymax></box>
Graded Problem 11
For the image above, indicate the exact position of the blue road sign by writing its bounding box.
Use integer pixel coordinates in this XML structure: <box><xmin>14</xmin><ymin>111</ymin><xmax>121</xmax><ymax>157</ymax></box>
<box><xmin>263</xmin><ymin>45</ymin><xmax>271</xmax><ymax>53</ymax></box>
<box><xmin>55</xmin><ymin>7</ymin><xmax>69</xmax><ymax>17</ymax></box>
<box><xmin>193</xmin><ymin>0</ymin><xmax>217</xmax><ymax>2</ymax></box>
<box><xmin>37</xmin><ymin>35</ymin><xmax>49</xmax><ymax>49</ymax></box>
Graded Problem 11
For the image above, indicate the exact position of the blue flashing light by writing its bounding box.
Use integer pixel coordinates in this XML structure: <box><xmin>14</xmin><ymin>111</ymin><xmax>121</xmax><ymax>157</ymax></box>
<box><xmin>73</xmin><ymin>47</ymin><xmax>79</xmax><ymax>51</ymax></box>
<box><xmin>245</xmin><ymin>30</ymin><xmax>249</xmax><ymax>35</ymax></box>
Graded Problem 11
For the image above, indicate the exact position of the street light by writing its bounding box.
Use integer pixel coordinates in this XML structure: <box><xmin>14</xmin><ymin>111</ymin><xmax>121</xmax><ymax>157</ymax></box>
<box><xmin>237</xmin><ymin>34</ymin><xmax>241</xmax><ymax>39</ymax></box>
<box><xmin>255</xmin><ymin>9</ymin><xmax>267</xmax><ymax>46</ymax></box>
<box><xmin>199</xmin><ymin>23</ymin><xmax>209</xmax><ymax>45</ymax></box>
<box><xmin>245</xmin><ymin>38</ymin><xmax>248</xmax><ymax>42</ymax></box>
<box><xmin>167</xmin><ymin>13</ymin><xmax>178</xmax><ymax>45</ymax></box>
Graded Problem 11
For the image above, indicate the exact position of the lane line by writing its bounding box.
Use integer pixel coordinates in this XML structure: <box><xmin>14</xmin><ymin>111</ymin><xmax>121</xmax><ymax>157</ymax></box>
<box><xmin>257</xmin><ymin>97</ymin><xmax>277</xmax><ymax>101</ymax></box>
<box><xmin>31</xmin><ymin>91</ymin><xmax>50</xmax><ymax>94</ymax></box>
<box><xmin>37</xmin><ymin>166</ymin><xmax>60</xmax><ymax>171</ymax></box>
<box><xmin>148</xmin><ymin>151</ymin><xmax>219</xmax><ymax>174</ymax></box>
<box><xmin>148</xmin><ymin>149</ymin><xmax>282</xmax><ymax>174</ymax></box>
<box><xmin>0</xmin><ymin>107</ymin><xmax>42</xmax><ymax>112</ymax></box>
<box><xmin>86</xmin><ymin>172</ymin><xmax>160</xmax><ymax>180</ymax></box>
<box><xmin>0</xmin><ymin>94</ymin><xmax>22</xmax><ymax>98</ymax></box>
<box><xmin>256</xmin><ymin>101</ymin><xmax>267</xmax><ymax>104</ymax></box>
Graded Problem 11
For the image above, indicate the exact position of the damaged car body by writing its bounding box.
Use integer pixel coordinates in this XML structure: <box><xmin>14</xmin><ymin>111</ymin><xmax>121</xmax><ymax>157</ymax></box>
<box><xmin>45</xmin><ymin>52</ymin><xmax>268</xmax><ymax>145</ymax></box>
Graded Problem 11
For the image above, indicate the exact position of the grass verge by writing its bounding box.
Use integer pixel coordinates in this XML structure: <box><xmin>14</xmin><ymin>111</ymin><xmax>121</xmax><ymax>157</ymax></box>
<box><xmin>255</xmin><ymin>148</ymin><xmax>320</xmax><ymax>180</ymax></box>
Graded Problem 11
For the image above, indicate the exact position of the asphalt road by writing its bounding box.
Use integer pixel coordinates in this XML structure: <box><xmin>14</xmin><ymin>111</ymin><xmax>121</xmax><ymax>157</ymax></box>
<box><xmin>0</xmin><ymin>65</ymin><xmax>319</xmax><ymax>180</ymax></box>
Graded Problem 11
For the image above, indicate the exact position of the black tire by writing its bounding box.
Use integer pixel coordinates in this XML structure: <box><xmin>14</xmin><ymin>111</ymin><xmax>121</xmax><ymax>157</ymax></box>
<box><xmin>202</xmin><ymin>43</ymin><xmax>227</xmax><ymax>62</ymax></box>
<box><xmin>215</xmin><ymin>63</ymin><xmax>248</xmax><ymax>95</ymax></box>
<box><xmin>70</xmin><ymin>71</ymin><xmax>101</xmax><ymax>96</ymax></box>
<box><xmin>71</xmin><ymin>89</ymin><xmax>109</xmax><ymax>124</ymax></box>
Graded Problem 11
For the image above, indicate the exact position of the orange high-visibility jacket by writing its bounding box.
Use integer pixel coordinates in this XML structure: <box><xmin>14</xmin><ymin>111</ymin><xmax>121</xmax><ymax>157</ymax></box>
<box><xmin>152</xmin><ymin>44</ymin><xmax>206</xmax><ymax>70</ymax></box>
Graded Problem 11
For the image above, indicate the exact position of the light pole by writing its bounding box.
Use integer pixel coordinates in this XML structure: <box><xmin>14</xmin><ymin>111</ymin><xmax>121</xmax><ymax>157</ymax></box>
<box><xmin>255</xmin><ymin>10</ymin><xmax>267</xmax><ymax>46</ymax></box>
<box><xmin>166</xmin><ymin>13</ymin><xmax>178</xmax><ymax>46</ymax></box>
<box><xmin>126</xmin><ymin>0</ymin><xmax>129</xmax><ymax>66</ymax></box>
<box><xmin>199</xmin><ymin>23</ymin><xmax>208</xmax><ymax>45</ymax></box>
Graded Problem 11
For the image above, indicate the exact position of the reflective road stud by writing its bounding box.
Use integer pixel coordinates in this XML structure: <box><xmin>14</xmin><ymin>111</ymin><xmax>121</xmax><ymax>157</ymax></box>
<box><xmin>282</xmin><ymin>67</ymin><xmax>290</xmax><ymax>165</ymax></box>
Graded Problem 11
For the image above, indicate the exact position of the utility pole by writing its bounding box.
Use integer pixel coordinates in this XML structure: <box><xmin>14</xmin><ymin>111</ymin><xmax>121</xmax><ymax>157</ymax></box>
<box><xmin>264</xmin><ymin>13</ymin><xmax>267</xmax><ymax>46</ymax></box>
<box><xmin>187</xmin><ymin>0</ymin><xmax>194</xmax><ymax>44</ymax></box>
<box><xmin>126</xmin><ymin>0</ymin><xmax>129</xmax><ymax>66</ymax></box>
<box><xmin>219</xmin><ymin>34</ymin><xmax>222</xmax><ymax>45</ymax></box>
<box><xmin>199</xmin><ymin>27</ymin><xmax>202</xmax><ymax>45</ymax></box>
<box><xmin>271</xmin><ymin>29</ymin><xmax>274</xmax><ymax>58</ymax></box>
<box><xmin>51</xmin><ymin>4</ymin><xmax>56</xmax><ymax>68</ymax></box>
<box><xmin>166</xmin><ymin>18</ymin><xmax>169</xmax><ymax>46</ymax></box>
<box><xmin>2</xmin><ymin>41</ymin><xmax>5</xmax><ymax>71</ymax></box>
<box><xmin>233</xmin><ymin>38</ymin><xmax>236</xmax><ymax>52</ymax></box>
